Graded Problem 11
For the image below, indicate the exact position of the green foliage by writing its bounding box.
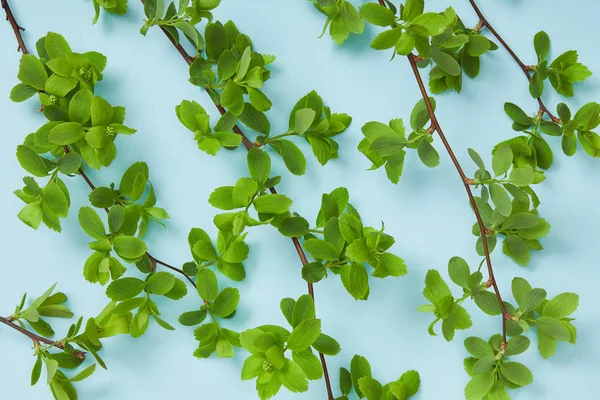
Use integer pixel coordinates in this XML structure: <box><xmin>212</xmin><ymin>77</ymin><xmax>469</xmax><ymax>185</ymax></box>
<box><xmin>314</xmin><ymin>2</ymin><xmax>498</xmax><ymax>93</ymax></box>
<box><xmin>337</xmin><ymin>354</ymin><xmax>420</xmax><ymax>400</ymax></box>
<box><xmin>466</xmin><ymin>146</ymin><xmax>549</xmax><ymax>266</ymax></box>
<box><xmin>312</xmin><ymin>0</ymin><xmax>364</xmax><ymax>45</ymax></box>
<box><xmin>528</xmin><ymin>31</ymin><xmax>592</xmax><ymax>98</ymax></box>
<box><xmin>358</xmin><ymin>98</ymin><xmax>439</xmax><ymax>183</ymax></box>
<box><xmin>12</xmin><ymin>33</ymin><xmax>136</xmax><ymax>232</ymax></box>
<box><xmin>4</xmin><ymin>285</ymin><xmax>116</xmax><ymax>400</ymax></box>
<box><xmin>92</xmin><ymin>0</ymin><xmax>128</xmax><ymax>24</ymax></box>
<box><xmin>139</xmin><ymin>0</ymin><xmax>220</xmax><ymax>50</ymax></box>
<box><xmin>240</xmin><ymin>294</ymin><xmax>340</xmax><ymax>399</ymax></box>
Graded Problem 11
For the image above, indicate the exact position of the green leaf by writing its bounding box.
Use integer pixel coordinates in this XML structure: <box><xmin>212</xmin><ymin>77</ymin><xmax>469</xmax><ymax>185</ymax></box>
<box><xmin>504</xmin><ymin>103</ymin><xmax>531</xmax><ymax>126</ymax></box>
<box><xmin>193</xmin><ymin>240</ymin><xmax>218</xmax><ymax>261</ymax></box>
<box><xmin>287</xmin><ymin>319</ymin><xmax>321</xmax><ymax>351</ymax></box>
<box><xmin>348</xmin><ymin>262</ymin><xmax>369</xmax><ymax>300</ymax></box>
<box><xmin>70</xmin><ymin>363</ymin><xmax>97</xmax><ymax>382</ymax></box>
<box><xmin>221</xmin><ymin>80</ymin><xmax>245</xmax><ymax>115</ymax></box>
<box><xmin>534</xmin><ymin>31</ymin><xmax>550</xmax><ymax>60</ymax></box>
<box><xmin>303</xmin><ymin>238</ymin><xmax>339</xmax><ymax>261</ymax></box>
<box><xmin>492</xmin><ymin>145</ymin><xmax>513</xmax><ymax>176</ymax></box>
<box><xmin>78</xmin><ymin>206</ymin><xmax>106</xmax><ymax>239</ymax></box>
<box><xmin>119</xmin><ymin>162</ymin><xmax>149</xmax><ymax>197</ymax></box>
<box><xmin>350</xmin><ymin>355</ymin><xmax>372</xmax><ymax>398</ymax></box>
<box><xmin>430</xmin><ymin>47</ymin><xmax>461</xmax><ymax>76</ymax></box>
<box><xmin>411</xmin><ymin>12</ymin><xmax>447</xmax><ymax>36</ymax></box>
<box><xmin>253</xmin><ymin>194</ymin><xmax>293</xmax><ymax>214</ymax></box>
<box><xmin>279</xmin><ymin>217</ymin><xmax>310</xmax><ymax>237</ymax></box>
<box><xmin>18</xmin><ymin>202</ymin><xmax>42</xmax><ymax>230</ymax></box>
<box><xmin>294</xmin><ymin>108</ymin><xmax>316</xmax><ymax>134</ymax></box>
<box><xmin>10</xmin><ymin>83</ymin><xmax>37</xmax><ymax>102</ymax></box>
<box><xmin>536</xmin><ymin>316</ymin><xmax>571</xmax><ymax>341</ymax></box>
<box><xmin>371</xmin><ymin>27</ymin><xmax>403</xmax><ymax>50</ymax></box>
<box><xmin>340</xmin><ymin>1</ymin><xmax>364</xmax><ymax>34</ymax></box>
<box><xmin>211</xmin><ymin>288</ymin><xmax>240</xmax><ymax>318</ymax></box>
<box><xmin>44</xmin><ymin>183</ymin><xmax>69</xmax><ymax>218</ymax></box>
<box><xmin>509</xmin><ymin>166</ymin><xmax>534</xmax><ymax>186</ymax></box>
<box><xmin>359</xmin><ymin>3</ymin><xmax>396</xmax><ymax>26</ymax></box>
<box><xmin>543</xmin><ymin>293</ymin><xmax>579</xmax><ymax>319</ymax></box>
<box><xmin>505</xmin><ymin>336</ymin><xmax>530</xmax><ymax>356</ymax></box>
<box><xmin>69</xmin><ymin>89</ymin><xmax>94</xmax><ymax>124</ymax></box>
<box><xmin>505</xmin><ymin>236</ymin><xmax>530</xmax><ymax>266</ymax></box>
<box><xmin>339</xmin><ymin>367</ymin><xmax>352</xmax><ymax>395</ymax></box>
<box><xmin>464</xmin><ymin>336</ymin><xmax>493</xmax><ymax>358</ymax></box>
<box><xmin>31</xmin><ymin>356</ymin><xmax>42</xmax><ymax>386</ymax></box>
<box><xmin>247</xmin><ymin>148</ymin><xmax>271</xmax><ymax>185</ymax></box>
<box><xmin>45</xmin><ymin>32</ymin><xmax>71</xmax><ymax>58</ymax></box>
<box><xmin>465</xmin><ymin>35</ymin><xmax>490</xmax><ymax>57</ymax></box>
<box><xmin>16</xmin><ymin>145</ymin><xmax>48</xmax><ymax>177</ymax></box>
<box><xmin>358</xmin><ymin>376</ymin><xmax>383</xmax><ymax>400</ymax></box>
<box><xmin>147</xmin><ymin>272</ymin><xmax>176</xmax><ymax>295</ymax></box>
<box><xmin>106</xmin><ymin>278</ymin><xmax>146</xmax><ymax>301</ymax></box>
<box><xmin>57</xmin><ymin>152</ymin><xmax>82</xmax><ymax>175</ymax></box>
<box><xmin>279</xmin><ymin>359</ymin><xmax>309</xmax><ymax>393</ymax></box>
<box><xmin>239</xmin><ymin>103</ymin><xmax>270</xmax><ymax>135</ymax></box>
<box><xmin>417</xmin><ymin>139</ymin><xmax>440</xmax><ymax>167</ymax></box>
<box><xmin>500</xmin><ymin>362</ymin><xmax>533</xmax><ymax>386</ymax></box>
<box><xmin>292</xmin><ymin>350</ymin><xmax>323</xmax><ymax>380</ymax></box>
<box><xmin>465</xmin><ymin>373</ymin><xmax>494</xmax><ymax>400</ymax></box>
<box><xmin>18</xmin><ymin>55</ymin><xmax>48</xmax><ymax>90</ymax></box>
<box><xmin>275</xmin><ymin>139</ymin><xmax>306</xmax><ymax>176</ymax></box>
<box><xmin>520</xmin><ymin>288</ymin><xmax>546</xmax><ymax>314</ymax></box>
<box><xmin>179</xmin><ymin>309</ymin><xmax>207</xmax><ymax>326</ymax></box>
<box><xmin>402</xmin><ymin>0</ymin><xmax>424</xmax><ymax>22</ymax></box>
<box><xmin>113</xmin><ymin>236</ymin><xmax>148</xmax><ymax>260</ymax></box>
<box><xmin>489</xmin><ymin>184</ymin><xmax>512</xmax><ymax>217</ymax></box>
<box><xmin>196</xmin><ymin>269</ymin><xmax>219</xmax><ymax>302</ymax></box>
<box><xmin>49</xmin><ymin>122</ymin><xmax>85</xmax><ymax>145</ymax></box>
<box><xmin>448</xmin><ymin>256</ymin><xmax>470</xmax><ymax>288</ymax></box>
<box><xmin>91</xmin><ymin>96</ymin><xmax>113</xmax><ymax>127</ymax></box>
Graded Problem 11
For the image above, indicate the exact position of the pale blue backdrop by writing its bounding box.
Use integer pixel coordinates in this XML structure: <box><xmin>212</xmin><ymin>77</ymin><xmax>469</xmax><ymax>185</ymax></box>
<box><xmin>0</xmin><ymin>1</ymin><xmax>598</xmax><ymax>399</ymax></box>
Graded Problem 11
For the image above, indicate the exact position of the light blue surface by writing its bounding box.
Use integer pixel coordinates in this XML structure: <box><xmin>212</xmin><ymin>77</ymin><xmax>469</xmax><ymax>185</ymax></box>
<box><xmin>1</xmin><ymin>0</ymin><xmax>599</xmax><ymax>399</ymax></box>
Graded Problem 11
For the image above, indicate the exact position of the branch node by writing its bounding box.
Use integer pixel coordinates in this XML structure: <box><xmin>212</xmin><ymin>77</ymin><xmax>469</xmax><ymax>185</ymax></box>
<box><xmin>473</xmin><ymin>19</ymin><xmax>485</xmax><ymax>32</ymax></box>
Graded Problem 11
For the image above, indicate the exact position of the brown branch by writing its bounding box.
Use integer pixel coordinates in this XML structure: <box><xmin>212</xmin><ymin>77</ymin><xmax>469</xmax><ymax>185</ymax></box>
<box><xmin>144</xmin><ymin>5</ymin><xmax>333</xmax><ymax>397</ymax></box>
<box><xmin>406</xmin><ymin>54</ymin><xmax>510</xmax><ymax>345</ymax></box>
<box><xmin>0</xmin><ymin>316</ymin><xmax>85</xmax><ymax>359</ymax></box>
<box><xmin>467</xmin><ymin>0</ymin><xmax>560</xmax><ymax>123</ymax></box>
<box><xmin>1</xmin><ymin>0</ymin><xmax>28</xmax><ymax>54</ymax></box>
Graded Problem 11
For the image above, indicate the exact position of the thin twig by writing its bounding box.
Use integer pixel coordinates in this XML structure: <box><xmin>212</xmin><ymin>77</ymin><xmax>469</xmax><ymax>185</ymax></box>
<box><xmin>0</xmin><ymin>316</ymin><xmax>86</xmax><ymax>359</ymax></box>
<box><xmin>467</xmin><ymin>0</ymin><xmax>560</xmax><ymax>123</ymax></box>
<box><xmin>144</xmin><ymin>5</ymin><xmax>333</xmax><ymax>397</ymax></box>
<box><xmin>1</xmin><ymin>0</ymin><xmax>28</xmax><ymax>54</ymax></box>
<box><xmin>376</xmin><ymin>0</ymin><xmax>511</xmax><ymax>347</ymax></box>
<box><xmin>407</xmin><ymin>54</ymin><xmax>510</xmax><ymax>345</ymax></box>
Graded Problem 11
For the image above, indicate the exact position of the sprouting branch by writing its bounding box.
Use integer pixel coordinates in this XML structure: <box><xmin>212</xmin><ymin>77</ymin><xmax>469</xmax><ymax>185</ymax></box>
<box><xmin>1</xmin><ymin>0</ymin><xmax>28</xmax><ymax>54</ymax></box>
<box><xmin>0</xmin><ymin>316</ymin><xmax>85</xmax><ymax>359</ymax></box>
<box><xmin>375</xmin><ymin>0</ymin><xmax>510</xmax><ymax>347</ymax></box>
<box><xmin>143</xmin><ymin>3</ymin><xmax>333</xmax><ymax>396</ymax></box>
<box><xmin>405</xmin><ymin>53</ymin><xmax>511</xmax><ymax>345</ymax></box>
<box><xmin>59</xmin><ymin>146</ymin><xmax>197</xmax><ymax>289</ymax></box>
<box><xmin>467</xmin><ymin>0</ymin><xmax>560</xmax><ymax>123</ymax></box>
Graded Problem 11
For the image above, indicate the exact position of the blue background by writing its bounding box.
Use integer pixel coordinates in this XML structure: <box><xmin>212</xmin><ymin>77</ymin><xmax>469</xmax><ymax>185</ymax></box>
<box><xmin>1</xmin><ymin>0</ymin><xmax>599</xmax><ymax>399</ymax></box>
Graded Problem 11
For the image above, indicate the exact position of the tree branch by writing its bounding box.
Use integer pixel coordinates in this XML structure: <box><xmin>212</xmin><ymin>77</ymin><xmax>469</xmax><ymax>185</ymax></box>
<box><xmin>467</xmin><ymin>0</ymin><xmax>560</xmax><ymax>123</ymax></box>
<box><xmin>143</xmin><ymin>4</ymin><xmax>333</xmax><ymax>397</ymax></box>
<box><xmin>406</xmin><ymin>54</ymin><xmax>510</xmax><ymax>344</ymax></box>
<box><xmin>0</xmin><ymin>316</ymin><xmax>85</xmax><ymax>359</ymax></box>
<box><xmin>376</xmin><ymin>0</ymin><xmax>510</xmax><ymax>346</ymax></box>
<box><xmin>1</xmin><ymin>0</ymin><xmax>28</xmax><ymax>54</ymax></box>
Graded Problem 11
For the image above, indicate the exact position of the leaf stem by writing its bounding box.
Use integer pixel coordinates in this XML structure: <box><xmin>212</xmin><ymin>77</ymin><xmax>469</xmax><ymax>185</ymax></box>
<box><xmin>264</xmin><ymin>132</ymin><xmax>295</xmax><ymax>144</ymax></box>
<box><xmin>0</xmin><ymin>316</ymin><xmax>85</xmax><ymax>359</ymax></box>
<box><xmin>467</xmin><ymin>0</ymin><xmax>560</xmax><ymax>123</ymax></box>
<box><xmin>143</xmin><ymin>5</ymin><xmax>334</xmax><ymax>397</ymax></box>
<box><xmin>1</xmin><ymin>0</ymin><xmax>28</xmax><ymax>54</ymax></box>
